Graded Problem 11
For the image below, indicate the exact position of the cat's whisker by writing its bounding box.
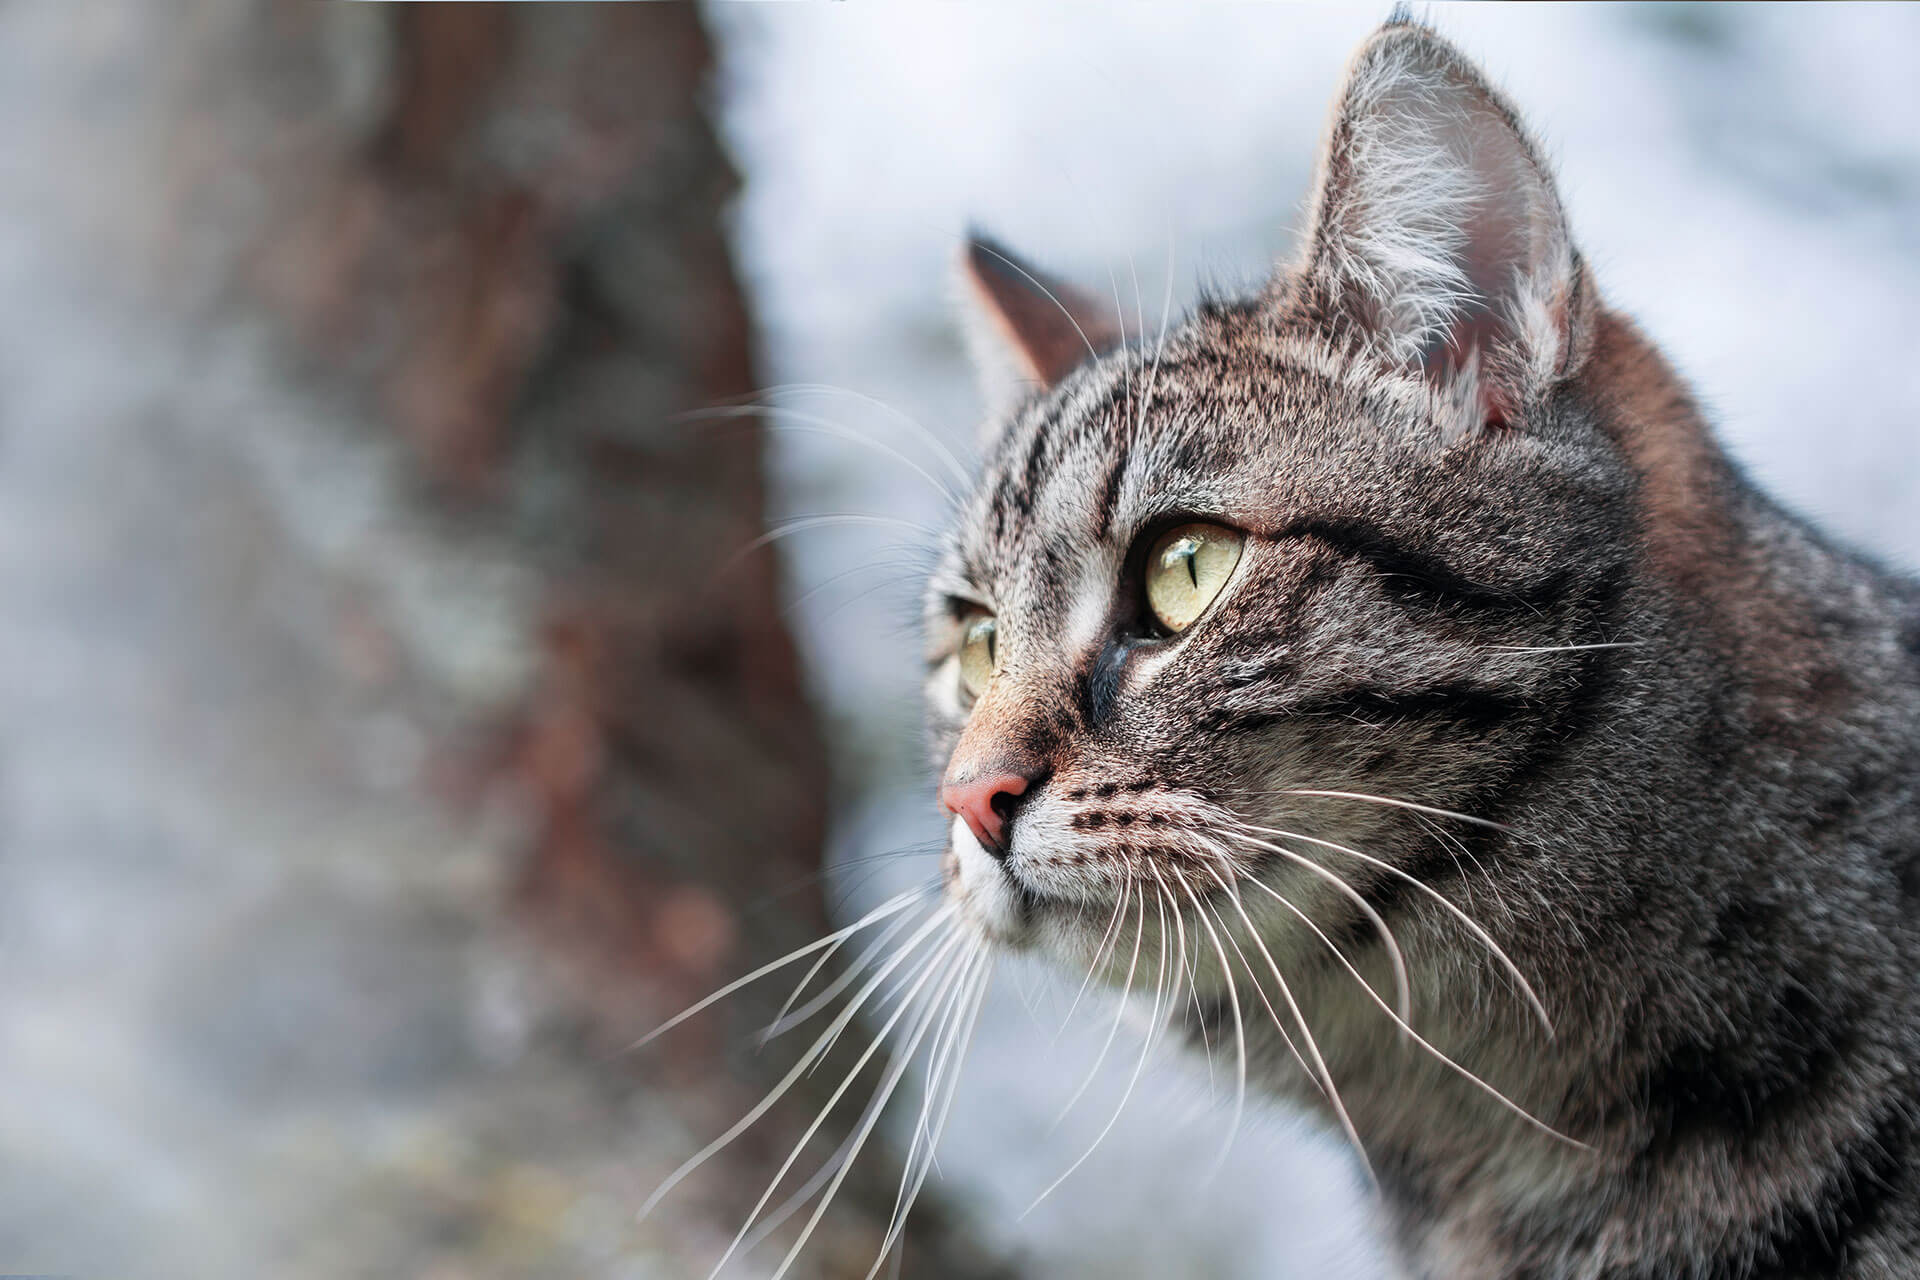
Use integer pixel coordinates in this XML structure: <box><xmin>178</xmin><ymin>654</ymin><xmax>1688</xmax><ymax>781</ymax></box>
<box><xmin>678</xmin><ymin>404</ymin><xmax>961</xmax><ymax>508</ymax></box>
<box><xmin>873</xmin><ymin>944</ymin><xmax>986</xmax><ymax>1274</ymax></box>
<box><xmin>732</xmin><ymin>513</ymin><xmax>943</xmax><ymax>563</ymax></box>
<box><xmin>1156</xmin><ymin>860</ymin><xmax>1214</xmax><ymax>1097</ymax></box>
<box><xmin>1193</xmin><ymin>863</ymin><xmax>1375</xmax><ymax>1188</ymax></box>
<box><xmin>1272</xmin><ymin>788</ymin><xmax>1511</xmax><ymax>832</ymax></box>
<box><xmin>809</xmin><ymin>912</ymin><xmax>970</xmax><ymax>1076</ymax></box>
<box><xmin>1131</xmin><ymin>228</ymin><xmax>1176</xmax><ymax>446</ymax></box>
<box><xmin>754</xmin><ymin>381</ymin><xmax>976</xmax><ymax>487</ymax></box>
<box><xmin>903</xmin><ymin>944</ymin><xmax>984</xmax><ymax>1175</ymax></box>
<box><xmin>1228</xmin><ymin>865</ymin><xmax>1584</xmax><ymax>1147</ymax></box>
<box><xmin>1484</xmin><ymin>641</ymin><xmax>1645</xmax><ymax>655</ymax></box>
<box><xmin>760</xmin><ymin>905</ymin><xmax>925</xmax><ymax>1045</ymax></box>
<box><xmin>1231</xmin><ymin>821</ymin><xmax>1555</xmax><ymax>1039</ymax></box>
<box><xmin>708</xmin><ymin>928</ymin><xmax>971</xmax><ymax>1278</ymax></box>
<box><xmin>735</xmin><ymin>1123</ymin><xmax>863</xmax><ymax>1262</ymax></box>
<box><xmin>1212</xmin><ymin>821</ymin><xmax>1411</xmax><ymax>1023</ymax></box>
<box><xmin>969</xmin><ymin>241</ymin><xmax>1107</xmax><ymax>370</ymax></box>
<box><xmin>765</xmin><ymin>939</ymin><xmax>984</xmax><ymax>1280</ymax></box>
<box><xmin>1056</xmin><ymin>878</ymin><xmax>1134</xmax><ymax>1042</ymax></box>
<box><xmin>784</xmin><ymin>553</ymin><xmax>934</xmax><ymax>621</ymax></box>
<box><xmin>1407</xmin><ymin>808</ymin><xmax>1511</xmax><ymax>924</ymax></box>
<box><xmin>871</xmin><ymin>950</ymin><xmax>995</xmax><ymax>1278</ymax></box>
<box><xmin>1170</xmin><ymin>864</ymin><xmax>1249</xmax><ymax>1172</ymax></box>
<box><xmin>1050</xmin><ymin>878</ymin><xmax>1148</xmax><ymax>1134</ymax></box>
<box><xmin>628</xmin><ymin>887</ymin><xmax>925</xmax><ymax>1056</ymax></box>
<box><xmin>933</xmin><ymin>953</ymin><xmax>994</xmax><ymax>1173</ymax></box>
<box><xmin>1185</xmin><ymin>852</ymin><xmax>1318</xmax><ymax>1091</ymax></box>
<box><xmin>636</xmin><ymin>901</ymin><xmax>955</xmax><ymax>1222</ymax></box>
<box><xmin>1023</xmin><ymin>863</ymin><xmax>1174</xmax><ymax>1218</ymax></box>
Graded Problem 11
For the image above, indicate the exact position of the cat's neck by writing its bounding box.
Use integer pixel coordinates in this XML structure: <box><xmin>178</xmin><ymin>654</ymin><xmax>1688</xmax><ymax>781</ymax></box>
<box><xmin>1348</xmin><ymin>308</ymin><xmax>1920</xmax><ymax>1276</ymax></box>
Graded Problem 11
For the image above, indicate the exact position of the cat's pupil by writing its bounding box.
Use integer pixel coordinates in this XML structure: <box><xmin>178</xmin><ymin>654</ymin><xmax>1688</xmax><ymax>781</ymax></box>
<box><xmin>1166</xmin><ymin>539</ymin><xmax>1200</xmax><ymax>587</ymax></box>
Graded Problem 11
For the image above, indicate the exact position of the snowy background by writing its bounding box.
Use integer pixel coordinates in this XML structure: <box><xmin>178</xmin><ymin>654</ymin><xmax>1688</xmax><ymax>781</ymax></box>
<box><xmin>710</xmin><ymin>4</ymin><xmax>1920</xmax><ymax>1275</ymax></box>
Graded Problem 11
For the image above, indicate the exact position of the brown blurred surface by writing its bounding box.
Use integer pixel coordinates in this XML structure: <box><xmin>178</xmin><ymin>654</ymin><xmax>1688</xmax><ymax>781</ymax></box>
<box><xmin>0</xmin><ymin>3</ymin><xmax>1006</xmax><ymax>1276</ymax></box>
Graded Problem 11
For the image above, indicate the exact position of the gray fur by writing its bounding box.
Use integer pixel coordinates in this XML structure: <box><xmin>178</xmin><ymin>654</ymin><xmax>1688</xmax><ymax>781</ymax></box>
<box><xmin>927</xmin><ymin>17</ymin><xmax>1920</xmax><ymax>1280</ymax></box>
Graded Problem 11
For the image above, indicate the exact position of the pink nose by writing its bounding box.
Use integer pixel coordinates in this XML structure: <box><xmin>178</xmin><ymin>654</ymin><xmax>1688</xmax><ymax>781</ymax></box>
<box><xmin>940</xmin><ymin>769</ymin><xmax>1035</xmax><ymax>855</ymax></box>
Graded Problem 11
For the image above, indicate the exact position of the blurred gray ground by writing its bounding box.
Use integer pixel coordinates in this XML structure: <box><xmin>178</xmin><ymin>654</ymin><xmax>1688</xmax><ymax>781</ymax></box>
<box><xmin>0</xmin><ymin>4</ymin><xmax>1915</xmax><ymax>1280</ymax></box>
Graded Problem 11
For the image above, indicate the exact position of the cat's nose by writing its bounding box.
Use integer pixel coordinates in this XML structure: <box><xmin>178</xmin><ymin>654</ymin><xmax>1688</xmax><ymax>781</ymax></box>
<box><xmin>941</xmin><ymin>765</ymin><xmax>1043</xmax><ymax>857</ymax></box>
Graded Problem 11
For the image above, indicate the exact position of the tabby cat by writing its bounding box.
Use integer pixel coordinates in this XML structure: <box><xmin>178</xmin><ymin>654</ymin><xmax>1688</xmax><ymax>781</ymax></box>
<box><xmin>929</xmin><ymin>15</ymin><xmax>1920</xmax><ymax>1280</ymax></box>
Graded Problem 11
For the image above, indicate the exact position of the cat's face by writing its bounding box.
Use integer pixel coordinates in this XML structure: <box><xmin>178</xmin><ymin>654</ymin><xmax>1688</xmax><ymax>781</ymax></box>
<box><xmin>927</xmin><ymin>307</ymin><xmax>1628</xmax><ymax>977</ymax></box>
<box><xmin>926</xmin><ymin>23</ymin><xmax>1631</xmax><ymax>988</ymax></box>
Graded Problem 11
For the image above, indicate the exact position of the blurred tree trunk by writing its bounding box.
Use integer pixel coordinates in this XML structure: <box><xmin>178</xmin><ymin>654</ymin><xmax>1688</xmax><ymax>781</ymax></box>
<box><xmin>0</xmin><ymin>2</ymin><xmax>1004</xmax><ymax>1277</ymax></box>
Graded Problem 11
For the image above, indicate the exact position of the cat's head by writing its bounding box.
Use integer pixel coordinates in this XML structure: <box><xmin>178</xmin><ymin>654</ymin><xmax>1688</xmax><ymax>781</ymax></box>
<box><xmin>927</xmin><ymin>20</ymin><xmax>1642</xmax><ymax>981</ymax></box>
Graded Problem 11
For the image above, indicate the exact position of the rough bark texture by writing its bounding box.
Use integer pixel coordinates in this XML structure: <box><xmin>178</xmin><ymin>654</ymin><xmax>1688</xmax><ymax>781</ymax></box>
<box><xmin>0</xmin><ymin>3</ymin><xmax>1006</xmax><ymax>1276</ymax></box>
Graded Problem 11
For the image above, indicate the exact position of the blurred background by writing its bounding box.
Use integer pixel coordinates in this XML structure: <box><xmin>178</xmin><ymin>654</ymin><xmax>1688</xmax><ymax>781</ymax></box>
<box><xmin>0</xmin><ymin>3</ymin><xmax>1914</xmax><ymax>1278</ymax></box>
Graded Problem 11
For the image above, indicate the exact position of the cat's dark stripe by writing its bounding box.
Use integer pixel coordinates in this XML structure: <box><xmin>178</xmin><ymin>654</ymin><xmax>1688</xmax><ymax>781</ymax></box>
<box><xmin>1283</xmin><ymin>517</ymin><xmax>1574</xmax><ymax>616</ymax></box>
<box><xmin>1290</xmin><ymin>686</ymin><xmax>1532</xmax><ymax>734</ymax></box>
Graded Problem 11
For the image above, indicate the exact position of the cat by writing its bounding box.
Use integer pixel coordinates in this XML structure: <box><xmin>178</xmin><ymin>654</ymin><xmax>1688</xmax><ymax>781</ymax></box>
<box><xmin>930</xmin><ymin>13</ymin><xmax>1920</xmax><ymax>1280</ymax></box>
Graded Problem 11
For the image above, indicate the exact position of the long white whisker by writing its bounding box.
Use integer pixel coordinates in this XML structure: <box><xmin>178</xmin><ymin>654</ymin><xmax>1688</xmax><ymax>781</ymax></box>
<box><xmin>1275</xmin><ymin>788</ymin><xmax>1511</xmax><ymax>832</ymax></box>
<box><xmin>1171</xmin><ymin>865</ymin><xmax>1247</xmax><ymax>1175</ymax></box>
<box><xmin>629</xmin><ymin>889</ymin><xmax>923</xmax><ymax>1054</ymax></box>
<box><xmin>1231</xmin><ymin>869</ymin><xmax>1584</xmax><ymax>1147</ymax></box>
<box><xmin>1220</xmin><ymin>824</ymin><xmax>1411</xmax><ymax>1024</ymax></box>
<box><xmin>784</xmin><ymin>553</ymin><xmax>934</xmax><ymax>621</ymax></box>
<box><xmin>1051</xmin><ymin>879</ymin><xmax>1148</xmax><ymax>1131</ymax></box>
<box><xmin>762</xmin><ymin>907</ymin><xmax>924</xmax><ymax>1045</ymax></box>
<box><xmin>969</xmin><ymin>241</ymin><xmax>1105</xmax><ymax>368</ymax></box>
<box><xmin>869</xmin><ymin>949</ymin><xmax>994</xmax><ymax>1278</ymax></box>
<box><xmin>1484</xmin><ymin>641</ymin><xmax>1644</xmax><ymax>654</ymax></box>
<box><xmin>897</xmin><ymin>946</ymin><xmax>984</xmax><ymax>1195</ymax></box>
<box><xmin>922</xmin><ymin>948</ymin><xmax>993</xmax><ymax>1184</ymax></box>
<box><xmin>732</xmin><ymin>514</ymin><xmax>942</xmax><ymax>564</ymax></box>
<box><xmin>810</xmin><ymin>917</ymin><xmax>966</xmax><ymax>1076</ymax></box>
<box><xmin>766</xmin><ymin>942</ymin><xmax>979</xmax><ymax>1280</ymax></box>
<box><xmin>1024</xmin><ymin>862</ymin><xmax>1171</xmax><ymax>1217</ymax></box>
<box><xmin>1132</xmin><ymin>229</ymin><xmax>1176</xmax><ymax>445</ymax></box>
<box><xmin>756</xmin><ymin>382</ymin><xmax>974</xmax><ymax>486</ymax></box>
<box><xmin>732</xmin><ymin>952</ymin><xmax>976</xmax><ymax>1265</ymax></box>
<box><xmin>1057</xmin><ymin>879</ymin><xmax>1133</xmax><ymax>1040</ymax></box>
<box><xmin>679</xmin><ymin>405</ymin><xmax>960</xmax><ymax>507</ymax></box>
<box><xmin>636</xmin><ymin>902</ymin><xmax>954</xmax><ymax>1221</ymax></box>
<box><xmin>707</xmin><ymin>930</ymin><xmax>973</xmax><ymax>1278</ymax></box>
<box><xmin>1186</xmin><ymin>846</ymin><xmax>1316</xmax><ymax>1089</ymax></box>
<box><xmin>1158</xmin><ymin>860</ymin><xmax>1213</xmax><ymax>1096</ymax></box>
<box><xmin>1233</xmin><ymin>820</ymin><xmax>1554</xmax><ymax>1038</ymax></box>
<box><xmin>1195</xmin><ymin>863</ymin><xmax>1373</xmax><ymax>1187</ymax></box>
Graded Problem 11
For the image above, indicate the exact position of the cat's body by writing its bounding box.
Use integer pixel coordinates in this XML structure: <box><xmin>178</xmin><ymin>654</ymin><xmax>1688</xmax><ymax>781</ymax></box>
<box><xmin>930</xmin><ymin>19</ymin><xmax>1920</xmax><ymax>1279</ymax></box>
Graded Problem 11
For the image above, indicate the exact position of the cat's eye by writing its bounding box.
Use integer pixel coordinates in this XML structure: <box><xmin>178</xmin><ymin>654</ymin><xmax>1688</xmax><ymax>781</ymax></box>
<box><xmin>1144</xmin><ymin>522</ymin><xmax>1244</xmax><ymax>633</ymax></box>
<box><xmin>957</xmin><ymin>612</ymin><xmax>999</xmax><ymax>697</ymax></box>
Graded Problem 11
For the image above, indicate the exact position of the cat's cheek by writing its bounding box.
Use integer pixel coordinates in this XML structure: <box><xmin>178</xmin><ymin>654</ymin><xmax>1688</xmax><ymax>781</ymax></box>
<box><xmin>946</xmin><ymin>815</ymin><xmax>1030</xmax><ymax>947</ymax></box>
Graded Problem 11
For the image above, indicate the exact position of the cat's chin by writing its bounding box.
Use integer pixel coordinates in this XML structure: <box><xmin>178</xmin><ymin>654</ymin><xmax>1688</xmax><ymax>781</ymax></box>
<box><xmin>943</xmin><ymin>816</ymin><xmax>1043</xmax><ymax>948</ymax></box>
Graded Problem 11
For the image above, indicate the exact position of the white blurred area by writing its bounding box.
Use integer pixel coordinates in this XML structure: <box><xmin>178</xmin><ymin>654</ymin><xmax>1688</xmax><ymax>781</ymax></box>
<box><xmin>711</xmin><ymin>4</ymin><xmax>1920</xmax><ymax>1275</ymax></box>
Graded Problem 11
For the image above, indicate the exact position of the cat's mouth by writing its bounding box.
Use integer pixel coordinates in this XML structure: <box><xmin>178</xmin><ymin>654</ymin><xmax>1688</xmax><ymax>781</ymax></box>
<box><xmin>943</xmin><ymin>814</ymin><xmax>1046</xmax><ymax>946</ymax></box>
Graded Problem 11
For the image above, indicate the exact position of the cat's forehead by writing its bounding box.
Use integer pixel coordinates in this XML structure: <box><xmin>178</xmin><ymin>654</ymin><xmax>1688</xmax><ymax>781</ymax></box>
<box><xmin>947</xmin><ymin>312</ymin><xmax>1442</xmax><ymax>613</ymax></box>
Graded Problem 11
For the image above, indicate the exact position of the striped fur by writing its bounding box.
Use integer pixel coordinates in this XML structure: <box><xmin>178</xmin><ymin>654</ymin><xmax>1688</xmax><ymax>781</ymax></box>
<box><xmin>927</xmin><ymin>17</ymin><xmax>1920</xmax><ymax>1279</ymax></box>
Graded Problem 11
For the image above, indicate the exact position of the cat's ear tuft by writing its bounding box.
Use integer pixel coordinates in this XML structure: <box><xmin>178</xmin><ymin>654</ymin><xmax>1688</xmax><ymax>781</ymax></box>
<box><xmin>1298</xmin><ymin>24</ymin><xmax>1592</xmax><ymax>431</ymax></box>
<box><xmin>958</xmin><ymin>233</ymin><xmax>1123</xmax><ymax>419</ymax></box>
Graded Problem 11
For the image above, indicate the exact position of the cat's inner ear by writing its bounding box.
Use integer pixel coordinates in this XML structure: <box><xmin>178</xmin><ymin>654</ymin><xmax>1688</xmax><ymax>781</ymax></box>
<box><xmin>960</xmin><ymin>234</ymin><xmax>1123</xmax><ymax>409</ymax></box>
<box><xmin>1299</xmin><ymin>22</ymin><xmax>1590</xmax><ymax>429</ymax></box>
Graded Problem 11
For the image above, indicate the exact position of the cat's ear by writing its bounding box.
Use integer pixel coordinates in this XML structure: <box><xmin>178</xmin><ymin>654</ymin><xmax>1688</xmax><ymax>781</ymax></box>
<box><xmin>1297</xmin><ymin>19</ymin><xmax>1592</xmax><ymax>430</ymax></box>
<box><xmin>958</xmin><ymin>233</ymin><xmax>1123</xmax><ymax>421</ymax></box>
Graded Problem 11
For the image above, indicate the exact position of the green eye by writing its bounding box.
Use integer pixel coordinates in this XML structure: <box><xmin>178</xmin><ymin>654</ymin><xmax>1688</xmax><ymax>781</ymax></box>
<box><xmin>958</xmin><ymin>613</ymin><xmax>999</xmax><ymax>697</ymax></box>
<box><xmin>1145</xmin><ymin>522</ymin><xmax>1244</xmax><ymax>632</ymax></box>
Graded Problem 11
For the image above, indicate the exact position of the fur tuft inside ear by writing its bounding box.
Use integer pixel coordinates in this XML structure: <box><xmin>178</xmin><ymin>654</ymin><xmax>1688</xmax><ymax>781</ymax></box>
<box><xmin>958</xmin><ymin>233</ymin><xmax>1123</xmax><ymax>423</ymax></box>
<box><xmin>1299</xmin><ymin>23</ymin><xmax>1590</xmax><ymax>432</ymax></box>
